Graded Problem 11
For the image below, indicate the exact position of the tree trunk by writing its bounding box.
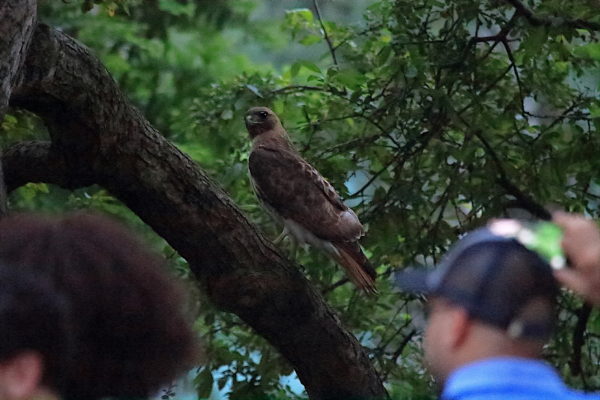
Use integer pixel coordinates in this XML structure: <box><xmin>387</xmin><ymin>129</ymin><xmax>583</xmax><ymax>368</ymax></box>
<box><xmin>0</xmin><ymin>0</ymin><xmax>36</xmax><ymax>116</ymax></box>
<box><xmin>0</xmin><ymin>0</ymin><xmax>37</xmax><ymax>217</ymax></box>
<box><xmin>2</xmin><ymin>12</ymin><xmax>387</xmax><ymax>400</ymax></box>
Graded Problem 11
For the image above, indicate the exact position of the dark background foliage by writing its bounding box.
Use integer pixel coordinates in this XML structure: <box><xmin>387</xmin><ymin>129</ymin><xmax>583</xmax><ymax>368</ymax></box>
<box><xmin>2</xmin><ymin>0</ymin><xmax>599</xmax><ymax>398</ymax></box>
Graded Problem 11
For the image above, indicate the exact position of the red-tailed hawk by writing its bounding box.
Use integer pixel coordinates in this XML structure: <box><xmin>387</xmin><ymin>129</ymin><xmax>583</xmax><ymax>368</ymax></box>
<box><xmin>245</xmin><ymin>106</ymin><xmax>376</xmax><ymax>293</ymax></box>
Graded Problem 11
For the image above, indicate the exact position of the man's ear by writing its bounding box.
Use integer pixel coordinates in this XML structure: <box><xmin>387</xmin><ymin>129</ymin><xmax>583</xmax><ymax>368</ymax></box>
<box><xmin>446</xmin><ymin>306</ymin><xmax>471</xmax><ymax>349</ymax></box>
<box><xmin>0</xmin><ymin>351</ymin><xmax>44</xmax><ymax>400</ymax></box>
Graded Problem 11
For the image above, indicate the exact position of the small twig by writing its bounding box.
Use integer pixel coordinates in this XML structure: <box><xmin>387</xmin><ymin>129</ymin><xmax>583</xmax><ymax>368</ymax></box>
<box><xmin>524</xmin><ymin>110</ymin><xmax>589</xmax><ymax>120</ymax></box>
<box><xmin>271</xmin><ymin>84</ymin><xmax>349</xmax><ymax>101</ymax></box>
<box><xmin>469</xmin><ymin>126</ymin><xmax>551</xmax><ymax>219</ymax></box>
<box><xmin>533</xmin><ymin>98</ymin><xmax>585</xmax><ymax>142</ymax></box>
<box><xmin>378</xmin><ymin>319</ymin><xmax>412</xmax><ymax>355</ymax></box>
<box><xmin>504</xmin><ymin>0</ymin><xmax>600</xmax><ymax>31</ymax></box>
<box><xmin>569</xmin><ymin>303</ymin><xmax>592</xmax><ymax>377</ymax></box>
<box><xmin>505</xmin><ymin>0</ymin><xmax>543</xmax><ymax>24</ymax></box>
<box><xmin>332</xmin><ymin>23</ymin><xmax>384</xmax><ymax>52</ymax></box>
<box><xmin>501</xmin><ymin>39</ymin><xmax>525</xmax><ymax>115</ymax></box>
<box><xmin>312</xmin><ymin>0</ymin><xmax>338</xmax><ymax>66</ymax></box>
<box><xmin>380</xmin><ymin>329</ymin><xmax>418</xmax><ymax>382</ymax></box>
<box><xmin>472</xmin><ymin>13</ymin><xmax>519</xmax><ymax>63</ymax></box>
<box><xmin>300</xmin><ymin>106</ymin><xmax>317</xmax><ymax>153</ymax></box>
<box><xmin>315</xmin><ymin>133</ymin><xmax>382</xmax><ymax>159</ymax></box>
<box><xmin>457</xmin><ymin>64</ymin><xmax>513</xmax><ymax>115</ymax></box>
<box><xmin>322</xmin><ymin>277</ymin><xmax>350</xmax><ymax>294</ymax></box>
<box><xmin>390</xmin><ymin>329</ymin><xmax>417</xmax><ymax>361</ymax></box>
<box><xmin>270</xmin><ymin>85</ymin><xmax>323</xmax><ymax>94</ymax></box>
<box><xmin>453</xmin><ymin>114</ymin><xmax>550</xmax><ymax>219</ymax></box>
<box><xmin>349</xmin><ymin>128</ymin><xmax>437</xmax><ymax>198</ymax></box>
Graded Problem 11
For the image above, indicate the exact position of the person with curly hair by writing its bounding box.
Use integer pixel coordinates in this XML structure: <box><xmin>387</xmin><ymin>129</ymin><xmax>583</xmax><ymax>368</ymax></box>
<box><xmin>0</xmin><ymin>213</ymin><xmax>199</xmax><ymax>400</ymax></box>
<box><xmin>0</xmin><ymin>265</ymin><xmax>72</xmax><ymax>400</ymax></box>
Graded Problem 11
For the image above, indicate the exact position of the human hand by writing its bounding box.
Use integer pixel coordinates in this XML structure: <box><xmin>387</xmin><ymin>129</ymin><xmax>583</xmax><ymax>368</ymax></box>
<box><xmin>553</xmin><ymin>212</ymin><xmax>600</xmax><ymax>306</ymax></box>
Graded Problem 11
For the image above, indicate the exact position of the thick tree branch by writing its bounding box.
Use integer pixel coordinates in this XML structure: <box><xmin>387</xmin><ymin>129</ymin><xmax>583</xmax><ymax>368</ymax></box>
<box><xmin>0</xmin><ymin>0</ymin><xmax>36</xmax><ymax>117</ymax></box>
<box><xmin>0</xmin><ymin>158</ymin><xmax>6</xmax><ymax>218</ymax></box>
<box><xmin>6</xmin><ymin>23</ymin><xmax>386</xmax><ymax>400</ymax></box>
<box><xmin>0</xmin><ymin>0</ymin><xmax>37</xmax><ymax>217</ymax></box>
<box><xmin>504</xmin><ymin>0</ymin><xmax>547</xmax><ymax>26</ymax></box>
<box><xmin>2</xmin><ymin>141</ymin><xmax>93</xmax><ymax>191</ymax></box>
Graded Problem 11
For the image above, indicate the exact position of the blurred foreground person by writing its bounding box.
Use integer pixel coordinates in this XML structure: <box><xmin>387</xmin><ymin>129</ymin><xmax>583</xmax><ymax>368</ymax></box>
<box><xmin>0</xmin><ymin>213</ymin><xmax>199</xmax><ymax>400</ymax></box>
<box><xmin>0</xmin><ymin>266</ymin><xmax>71</xmax><ymax>400</ymax></box>
<box><xmin>395</xmin><ymin>224</ymin><xmax>600</xmax><ymax>399</ymax></box>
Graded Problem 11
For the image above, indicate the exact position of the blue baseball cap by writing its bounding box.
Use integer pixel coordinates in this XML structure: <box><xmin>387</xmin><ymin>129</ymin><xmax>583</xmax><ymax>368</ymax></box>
<box><xmin>395</xmin><ymin>227</ymin><xmax>559</xmax><ymax>339</ymax></box>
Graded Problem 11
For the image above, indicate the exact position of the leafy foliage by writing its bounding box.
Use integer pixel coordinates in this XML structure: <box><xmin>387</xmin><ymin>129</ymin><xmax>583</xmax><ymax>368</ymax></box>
<box><xmin>2</xmin><ymin>0</ymin><xmax>600</xmax><ymax>398</ymax></box>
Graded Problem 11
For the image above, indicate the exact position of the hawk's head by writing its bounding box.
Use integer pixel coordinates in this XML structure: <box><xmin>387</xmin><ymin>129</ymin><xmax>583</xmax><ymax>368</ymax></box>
<box><xmin>245</xmin><ymin>107</ymin><xmax>281</xmax><ymax>138</ymax></box>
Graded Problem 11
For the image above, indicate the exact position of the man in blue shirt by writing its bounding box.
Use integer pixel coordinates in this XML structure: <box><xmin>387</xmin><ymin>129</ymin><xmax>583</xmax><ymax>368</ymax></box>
<box><xmin>395</xmin><ymin>217</ymin><xmax>600</xmax><ymax>399</ymax></box>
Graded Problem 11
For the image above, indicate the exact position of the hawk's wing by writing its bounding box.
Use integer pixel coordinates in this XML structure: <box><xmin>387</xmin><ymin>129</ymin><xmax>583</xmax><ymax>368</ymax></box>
<box><xmin>249</xmin><ymin>144</ymin><xmax>363</xmax><ymax>242</ymax></box>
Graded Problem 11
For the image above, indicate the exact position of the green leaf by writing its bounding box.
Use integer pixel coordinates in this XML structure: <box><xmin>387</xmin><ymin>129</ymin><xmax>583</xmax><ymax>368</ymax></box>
<box><xmin>520</xmin><ymin>26</ymin><xmax>548</xmax><ymax>62</ymax></box>
<box><xmin>291</xmin><ymin>60</ymin><xmax>321</xmax><ymax>77</ymax></box>
<box><xmin>300</xmin><ymin>34</ymin><xmax>321</xmax><ymax>46</ymax></box>
<box><xmin>301</xmin><ymin>61</ymin><xmax>321</xmax><ymax>74</ymax></box>
<box><xmin>285</xmin><ymin>8</ymin><xmax>313</xmax><ymax>23</ymax></box>
<box><xmin>290</xmin><ymin>62</ymin><xmax>302</xmax><ymax>77</ymax></box>
<box><xmin>194</xmin><ymin>368</ymin><xmax>214</xmax><ymax>399</ymax></box>
<box><xmin>376</xmin><ymin>45</ymin><xmax>392</xmax><ymax>66</ymax></box>
<box><xmin>334</xmin><ymin>68</ymin><xmax>365</xmax><ymax>89</ymax></box>
<box><xmin>158</xmin><ymin>0</ymin><xmax>195</xmax><ymax>17</ymax></box>
<box><xmin>573</xmin><ymin>43</ymin><xmax>600</xmax><ymax>61</ymax></box>
<box><xmin>590</xmin><ymin>103</ymin><xmax>600</xmax><ymax>119</ymax></box>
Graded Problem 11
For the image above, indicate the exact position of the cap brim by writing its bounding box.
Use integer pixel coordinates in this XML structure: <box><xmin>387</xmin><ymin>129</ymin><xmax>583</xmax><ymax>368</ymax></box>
<box><xmin>393</xmin><ymin>268</ymin><xmax>432</xmax><ymax>294</ymax></box>
<box><xmin>394</xmin><ymin>229</ymin><xmax>514</xmax><ymax>295</ymax></box>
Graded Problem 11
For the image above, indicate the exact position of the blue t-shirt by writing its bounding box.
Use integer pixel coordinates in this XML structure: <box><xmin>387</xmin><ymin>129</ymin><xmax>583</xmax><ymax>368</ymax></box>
<box><xmin>441</xmin><ymin>357</ymin><xmax>600</xmax><ymax>400</ymax></box>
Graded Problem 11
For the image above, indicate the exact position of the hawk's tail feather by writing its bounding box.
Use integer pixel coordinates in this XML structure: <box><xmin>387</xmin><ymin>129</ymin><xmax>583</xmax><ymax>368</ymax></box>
<box><xmin>332</xmin><ymin>242</ymin><xmax>377</xmax><ymax>294</ymax></box>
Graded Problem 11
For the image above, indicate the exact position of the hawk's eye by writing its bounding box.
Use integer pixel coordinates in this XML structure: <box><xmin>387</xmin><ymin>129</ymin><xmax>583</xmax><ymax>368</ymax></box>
<box><xmin>258</xmin><ymin>111</ymin><xmax>269</xmax><ymax>119</ymax></box>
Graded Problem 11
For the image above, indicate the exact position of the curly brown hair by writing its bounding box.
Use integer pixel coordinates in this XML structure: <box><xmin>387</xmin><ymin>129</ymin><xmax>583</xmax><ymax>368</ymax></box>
<box><xmin>0</xmin><ymin>213</ymin><xmax>199</xmax><ymax>400</ymax></box>
<box><xmin>0</xmin><ymin>265</ymin><xmax>72</xmax><ymax>392</ymax></box>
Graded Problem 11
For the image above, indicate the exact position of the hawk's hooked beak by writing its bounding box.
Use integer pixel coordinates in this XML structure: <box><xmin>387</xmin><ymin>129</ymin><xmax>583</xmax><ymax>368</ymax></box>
<box><xmin>245</xmin><ymin>114</ymin><xmax>262</xmax><ymax>125</ymax></box>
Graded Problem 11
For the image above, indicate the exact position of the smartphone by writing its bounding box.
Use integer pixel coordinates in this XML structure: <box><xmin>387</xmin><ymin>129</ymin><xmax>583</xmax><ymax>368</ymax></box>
<box><xmin>487</xmin><ymin>219</ymin><xmax>566</xmax><ymax>270</ymax></box>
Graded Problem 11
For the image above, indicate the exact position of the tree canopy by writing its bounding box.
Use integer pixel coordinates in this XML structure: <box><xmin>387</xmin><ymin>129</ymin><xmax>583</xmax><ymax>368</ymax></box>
<box><xmin>1</xmin><ymin>0</ymin><xmax>599</xmax><ymax>399</ymax></box>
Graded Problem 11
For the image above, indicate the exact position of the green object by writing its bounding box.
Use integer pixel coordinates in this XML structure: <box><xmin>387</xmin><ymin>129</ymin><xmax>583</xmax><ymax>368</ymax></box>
<box><xmin>525</xmin><ymin>222</ymin><xmax>565</xmax><ymax>270</ymax></box>
<box><xmin>488</xmin><ymin>220</ymin><xmax>566</xmax><ymax>269</ymax></box>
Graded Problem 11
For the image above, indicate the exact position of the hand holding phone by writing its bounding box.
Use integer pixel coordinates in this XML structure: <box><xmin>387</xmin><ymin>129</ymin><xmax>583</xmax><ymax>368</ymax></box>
<box><xmin>552</xmin><ymin>212</ymin><xmax>600</xmax><ymax>307</ymax></box>
<box><xmin>488</xmin><ymin>219</ymin><xmax>566</xmax><ymax>270</ymax></box>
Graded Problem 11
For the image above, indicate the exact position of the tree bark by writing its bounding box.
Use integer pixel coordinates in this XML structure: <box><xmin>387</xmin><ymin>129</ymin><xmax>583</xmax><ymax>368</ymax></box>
<box><xmin>0</xmin><ymin>0</ymin><xmax>36</xmax><ymax>116</ymax></box>
<box><xmin>4</xmin><ymin>20</ymin><xmax>386</xmax><ymax>400</ymax></box>
<box><xmin>0</xmin><ymin>0</ymin><xmax>36</xmax><ymax>217</ymax></box>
